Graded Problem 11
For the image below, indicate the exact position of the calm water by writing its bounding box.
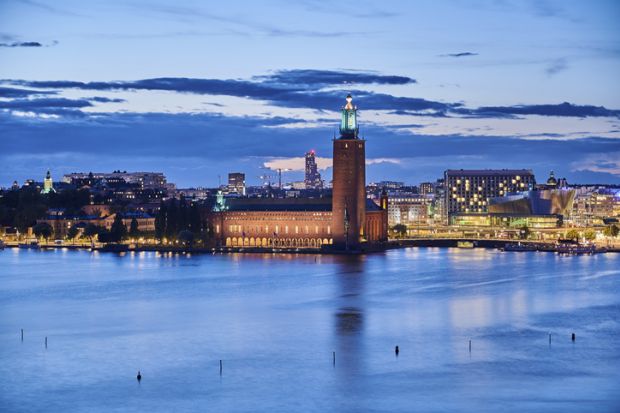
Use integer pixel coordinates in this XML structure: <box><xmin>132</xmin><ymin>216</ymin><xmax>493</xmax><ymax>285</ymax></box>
<box><xmin>0</xmin><ymin>248</ymin><xmax>619</xmax><ymax>412</ymax></box>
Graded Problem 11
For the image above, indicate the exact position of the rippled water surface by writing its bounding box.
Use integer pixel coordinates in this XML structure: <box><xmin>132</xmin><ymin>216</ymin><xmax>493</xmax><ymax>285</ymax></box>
<box><xmin>1</xmin><ymin>248</ymin><xmax>619</xmax><ymax>412</ymax></box>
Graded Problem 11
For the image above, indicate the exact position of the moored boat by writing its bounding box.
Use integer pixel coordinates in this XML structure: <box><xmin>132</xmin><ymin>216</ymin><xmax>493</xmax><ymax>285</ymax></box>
<box><xmin>18</xmin><ymin>240</ymin><xmax>40</xmax><ymax>249</ymax></box>
<box><xmin>503</xmin><ymin>242</ymin><xmax>538</xmax><ymax>252</ymax></box>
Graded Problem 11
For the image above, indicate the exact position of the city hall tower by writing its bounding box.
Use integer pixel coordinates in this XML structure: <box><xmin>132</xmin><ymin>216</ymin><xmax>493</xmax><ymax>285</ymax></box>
<box><xmin>332</xmin><ymin>94</ymin><xmax>366</xmax><ymax>250</ymax></box>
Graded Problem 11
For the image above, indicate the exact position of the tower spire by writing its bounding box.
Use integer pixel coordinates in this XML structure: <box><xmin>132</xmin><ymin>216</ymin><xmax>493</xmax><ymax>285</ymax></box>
<box><xmin>339</xmin><ymin>94</ymin><xmax>358</xmax><ymax>139</ymax></box>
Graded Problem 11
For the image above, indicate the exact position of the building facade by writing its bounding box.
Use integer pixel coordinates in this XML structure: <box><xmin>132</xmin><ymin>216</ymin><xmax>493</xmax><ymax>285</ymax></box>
<box><xmin>227</xmin><ymin>172</ymin><xmax>246</xmax><ymax>196</ymax></box>
<box><xmin>388</xmin><ymin>195</ymin><xmax>434</xmax><ymax>227</ymax></box>
<box><xmin>445</xmin><ymin>169</ymin><xmax>536</xmax><ymax>216</ymax></box>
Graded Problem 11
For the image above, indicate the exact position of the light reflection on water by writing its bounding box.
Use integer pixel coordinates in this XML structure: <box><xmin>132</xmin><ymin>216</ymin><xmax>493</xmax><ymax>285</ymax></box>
<box><xmin>0</xmin><ymin>248</ymin><xmax>619</xmax><ymax>412</ymax></box>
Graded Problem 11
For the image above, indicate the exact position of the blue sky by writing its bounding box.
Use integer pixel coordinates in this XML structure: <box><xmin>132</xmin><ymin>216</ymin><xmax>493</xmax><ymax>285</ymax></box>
<box><xmin>1</xmin><ymin>0</ymin><xmax>619</xmax><ymax>187</ymax></box>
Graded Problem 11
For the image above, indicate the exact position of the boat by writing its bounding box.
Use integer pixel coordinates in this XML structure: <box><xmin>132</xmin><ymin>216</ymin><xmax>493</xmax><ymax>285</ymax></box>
<box><xmin>18</xmin><ymin>240</ymin><xmax>40</xmax><ymax>249</ymax></box>
<box><xmin>556</xmin><ymin>243</ymin><xmax>597</xmax><ymax>255</ymax></box>
<box><xmin>503</xmin><ymin>242</ymin><xmax>538</xmax><ymax>252</ymax></box>
<box><xmin>457</xmin><ymin>241</ymin><xmax>475</xmax><ymax>248</ymax></box>
<box><xmin>100</xmin><ymin>243</ymin><xmax>129</xmax><ymax>252</ymax></box>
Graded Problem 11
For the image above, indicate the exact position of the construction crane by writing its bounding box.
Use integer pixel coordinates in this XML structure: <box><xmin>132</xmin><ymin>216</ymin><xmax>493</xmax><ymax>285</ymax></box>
<box><xmin>260</xmin><ymin>166</ymin><xmax>291</xmax><ymax>189</ymax></box>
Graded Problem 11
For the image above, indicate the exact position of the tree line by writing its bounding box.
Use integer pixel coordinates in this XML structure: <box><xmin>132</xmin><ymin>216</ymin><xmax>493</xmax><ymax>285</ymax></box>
<box><xmin>154</xmin><ymin>197</ymin><xmax>213</xmax><ymax>246</ymax></box>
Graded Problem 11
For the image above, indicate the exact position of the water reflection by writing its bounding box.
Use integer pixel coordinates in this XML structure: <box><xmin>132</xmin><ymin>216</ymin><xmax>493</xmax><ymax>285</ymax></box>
<box><xmin>333</xmin><ymin>256</ymin><xmax>367</xmax><ymax>379</ymax></box>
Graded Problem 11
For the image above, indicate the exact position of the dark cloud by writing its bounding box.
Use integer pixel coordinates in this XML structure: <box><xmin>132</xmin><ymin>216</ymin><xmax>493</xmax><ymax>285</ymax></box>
<box><xmin>1</xmin><ymin>111</ymin><xmax>619</xmax><ymax>187</ymax></box>
<box><xmin>466</xmin><ymin>102</ymin><xmax>620</xmax><ymax>118</ymax></box>
<box><xmin>441</xmin><ymin>52</ymin><xmax>478</xmax><ymax>58</ymax></box>
<box><xmin>88</xmin><ymin>97</ymin><xmax>126</xmax><ymax>103</ymax></box>
<box><xmin>0</xmin><ymin>96</ymin><xmax>126</xmax><ymax>116</ymax></box>
<box><xmin>258</xmin><ymin>69</ymin><xmax>415</xmax><ymax>87</ymax></box>
<box><xmin>0</xmin><ymin>41</ymin><xmax>43</xmax><ymax>47</ymax></box>
<box><xmin>0</xmin><ymin>86</ymin><xmax>56</xmax><ymax>98</ymax></box>
<box><xmin>0</xmin><ymin>97</ymin><xmax>93</xmax><ymax>109</ymax></box>
<box><xmin>545</xmin><ymin>58</ymin><xmax>568</xmax><ymax>76</ymax></box>
<box><xmin>3</xmin><ymin>73</ymin><xmax>619</xmax><ymax>119</ymax></box>
<box><xmin>4</xmin><ymin>75</ymin><xmax>449</xmax><ymax>114</ymax></box>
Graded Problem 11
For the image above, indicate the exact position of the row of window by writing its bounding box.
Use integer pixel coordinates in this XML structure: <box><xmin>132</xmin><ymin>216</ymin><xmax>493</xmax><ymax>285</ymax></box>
<box><xmin>226</xmin><ymin>224</ymin><xmax>331</xmax><ymax>235</ymax></box>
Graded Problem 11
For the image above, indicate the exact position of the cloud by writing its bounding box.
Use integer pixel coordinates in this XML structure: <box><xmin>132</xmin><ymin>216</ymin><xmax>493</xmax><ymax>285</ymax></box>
<box><xmin>545</xmin><ymin>58</ymin><xmax>568</xmax><ymax>76</ymax></box>
<box><xmin>464</xmin><ymin>102</ymin><xmax>620</xmax><ymax>118</ymax></box>
<box><xmin>2</xmin><ymin>72</ymin><xmax>619</xmax><ymax>121</ymax></box>
<box><xmin>440</xmin><ymin>52</ymin><xmax>478</xmax><ymax>58</ymax></box>
<box><xmin>365</xmin><ymin>158</ymin><xmax>401</xmax><ymax>165</ymax></box>
<box><xmin>0</xmin><ymin>97</ymin><xmax>93</xmax><ymax>109</ymax></box>
<box><xmin>263</xmin><ymin>156</ymin><xmax>332</xmax><ymax>172</ymax></box>
<box><xmin>88</xmin><ymin>97</ymin><xmax>126</xmax><ymax>103</ymax></box>
<box><xmin>257</xmin><ymin>69</ymin><xmax>415</xmax><ymax>87</ymax></box>
<box><xmin>0</xmin><ymin>41</ymin><xmax>42</xmax><ymax>47</ymax></box>
<box><xmin>571</xmin><ymin>152</ymin><xmax>620</xmax><ymax>176</ymax></box>
<box><xmin>2</xmin><ymin>110</ymin><xmax>620</xmax><ymax>187</ymax></box>
<box><xmin>0</xmin><ymin>86</ymin><xmax>56</xmax><ymax>97</ymax></box>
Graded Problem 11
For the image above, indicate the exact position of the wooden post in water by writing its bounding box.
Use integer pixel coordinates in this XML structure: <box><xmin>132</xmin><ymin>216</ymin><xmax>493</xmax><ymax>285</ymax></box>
<box><xmin>45</xmin><ymin>337</ymin><xmax>47</xmax><ymax>348</ymax></box>
<box><xmin>571</xmin><ymin>333</ymin><xmax>575</xmax><ymax>342</ymax></box>
<box><xmin>469</xmin><ymin>340</ymin><xmax>471</xmax><ymax>353</ymax></box>
<box><xmin>395</xmin><ymin>345</ymin><xmax>399</xmax><ymax>356</ymax></box>
<box><xmin>21</xmin><ymin>329</ymin><xmax>23</xmax><ymax>341</ymax></box>
<box><xmin>333</xmin><ymin>351</ymin><xmax>336</xmax><ymax>366</ymax></box>
<box><xmin>220</xmin><ymin>360</ymin><xmax>222</xmax><ymax>375</ymax></box>
<box><xmin>549</xmin><ymin>333</ymin><xmax>551</xmax><ymax>345</ymax></box>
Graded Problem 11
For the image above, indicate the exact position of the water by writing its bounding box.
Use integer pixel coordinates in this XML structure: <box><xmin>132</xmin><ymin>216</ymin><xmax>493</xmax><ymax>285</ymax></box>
<box><xmin>1</xmin><ymin>248</ymin><xmax>619</xmax><ymax>412</ymax></box>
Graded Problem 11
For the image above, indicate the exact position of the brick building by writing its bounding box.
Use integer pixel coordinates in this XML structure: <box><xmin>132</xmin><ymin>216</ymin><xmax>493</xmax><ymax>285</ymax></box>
<box><xmin>210</xmin><ymin>95</ymin><xmax>388</xmax><ymax>250</ymax></box>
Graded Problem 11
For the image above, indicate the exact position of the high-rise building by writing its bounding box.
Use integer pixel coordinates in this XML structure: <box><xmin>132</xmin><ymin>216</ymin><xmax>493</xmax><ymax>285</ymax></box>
<box><xmin>444</xmin><ymin>169</ymin><xmax>535</xmax><ymax>216</ymax></box>
<box><xmin>332</xmin><ymin>94</ymin><xmax>366</xmax><ymax>249</ymax></box>
<box><xmin>419</xmin><ymin>182</ymin><xmax>435</xmax><ymax>195</ymax></box>
<box><xmin>304</xmin><ymin>150</ymin><xmax>323</xmax><ymax>189</ymax></box>
<box><xmin>228</xmin><ymin>172</ymin><xmax>246</xmax><ymax>196</ymax></box>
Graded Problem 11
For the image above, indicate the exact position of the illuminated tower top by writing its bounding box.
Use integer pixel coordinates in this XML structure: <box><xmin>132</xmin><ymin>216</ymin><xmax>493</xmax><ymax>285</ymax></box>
<box><xmin>41</xmin><ymin>169</ymin><xmax>56</xmax><ymax>194</ymax></box>
<box><xmin>339</xmin><ymin>94</ymin><xmax>358</xmax><ymax>139</ymax></box>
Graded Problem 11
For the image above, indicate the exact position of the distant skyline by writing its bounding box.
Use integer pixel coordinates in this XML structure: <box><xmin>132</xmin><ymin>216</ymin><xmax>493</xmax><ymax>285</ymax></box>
<box><xmin>1</xmin><ymin>0</ymin><xmax>619</xmax><ymax>187</ymax></box>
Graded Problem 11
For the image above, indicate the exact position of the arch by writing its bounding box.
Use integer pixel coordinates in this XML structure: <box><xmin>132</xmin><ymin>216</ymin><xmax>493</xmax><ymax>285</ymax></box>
<box><xmin>243</xmin><ymin>238</ymin><xmax>250</xmax><ymax>247</ymax></box>
<box><xmin>310</xmin><ymin>238</ymin><xmax>317</xmax><ymax>248</ymax></box>
<box><xmin>231</xmin><ymin>237</ymin><xmax>238</xmax><ymax>247</ymax></box>
<box><xmin>250</xmin><ymin>237</ymin><xmax>255</xmax><ymax>247</ymax></box>
<box><xmin>323</xmin><ymin>238</ymin><xmax>329</xmax><ymax>245</ymax></box>
<box><xmin>226</xmin><ymin>237</ymin><xmax>231</xmax><ymax>246</ymax></box>
<box><xmin>262</xmin><ymin>237</ymin><xmax>268</xmax><ymax>247</ymax></box>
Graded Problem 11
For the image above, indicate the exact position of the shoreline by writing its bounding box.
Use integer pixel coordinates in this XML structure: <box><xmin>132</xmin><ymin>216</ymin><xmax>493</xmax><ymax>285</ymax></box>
<box><xmin>3</xmin><ymin>239</ymin><xmax>618</xmax><ymax>254</ymax></box>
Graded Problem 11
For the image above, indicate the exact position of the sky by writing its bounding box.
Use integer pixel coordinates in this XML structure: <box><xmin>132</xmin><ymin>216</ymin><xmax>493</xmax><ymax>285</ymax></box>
<box><xmin>1</xmin><ymin>0</ymin><xmax>619</xmax><ymax>188</ymax></box>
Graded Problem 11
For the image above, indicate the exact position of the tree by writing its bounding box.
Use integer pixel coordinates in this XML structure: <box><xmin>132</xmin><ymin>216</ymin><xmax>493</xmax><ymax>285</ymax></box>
<box><xmin>177</xmin><ymin>230</ymin><xmax>194</xmax><ymax>248</ymax></box>
<box><xmin>391</xmin><ymin>224</ymin><xmax>407</xmax><ymax>238</ymax></box>
<box><xmin>165</xmin><ymin>199</ymin><xmax>178</xmax><ymax>239</ymax></box>
<box><xmin>583</xmin><ymin>229</ymin><xmax>596</xmax><ymax>241</ymax></box>
<box><xmin>83</xmin><ymin>223</ymin><xmax>99</xmax><ymax>242</ymax></box>
<box><xmin>129</xmin><ymin>217</ymin><xmax>140</xmax><ymax>237</ymax></box>
<box><xmin>603</xmin><ymin>224</ymin><xmax>619</xmax><ymax>238</ymax></box>
<box><xmin>33</xmin><ymin>222</ymin><xmax>53</xmax><ymax>240</ymax></box>
<box><xmin>67</xmin><ymin>225</ymin><xmax>80</xmax><ymax>241</ymax></box>
<box><xmin>155</xmin><ymin>201</ymin><xmax>166</xmax><ymax>240</ymax></box>
<box><xmin>109</xmin><ymin>213</ymin><xmax>128</xmax><ymax>243</ymax></box>
<box><xmin>565</xmin><ymin>229</ymin><xmax>580</xmax><ymax>241</ymax></box>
